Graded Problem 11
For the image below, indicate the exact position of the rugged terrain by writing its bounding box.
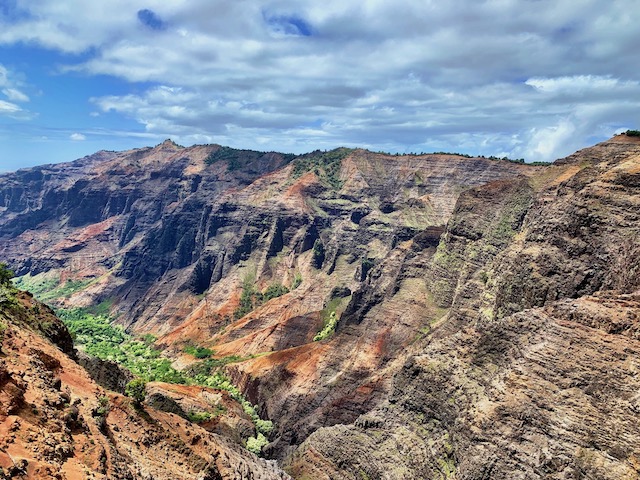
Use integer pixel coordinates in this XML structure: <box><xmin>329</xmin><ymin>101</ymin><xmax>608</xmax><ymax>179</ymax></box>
<box><xmin>1</xmin><ymin>134</ymin><xmax>639</xmax><ymax>478</ymax></box>
<box><xmin>0</xmin><ymin>285</ymin><xmax>289</xmax><ymax>479</ymax></box>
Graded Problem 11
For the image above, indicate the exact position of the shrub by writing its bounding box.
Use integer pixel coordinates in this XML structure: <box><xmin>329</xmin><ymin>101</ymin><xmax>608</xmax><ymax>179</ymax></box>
<box><xmin>625</xmin><ymin>129</ymin><xmax>640</xmax><ymax>137</ymax></box>
<box><xmin>255</xmin><ymin>418</ymin><xmax>274</xmax><ymax>435</ymax></box>
<box><xmin>311</xmin><ymin>240</ymin><xmax>325</xmax><ymax>269</ymax></box>
<box><xmin>314</xmin><ymin>311</ymin><xmax>338</xmax><ymax>341</ymax></box>
<box><xmin>0</xmin><ymin>321</ymin><xmax>6</xmax><ymax>353</ymax></box>
<box><xmin>187</xmin><ymin>410</ymin><xmax>212</xmax><ymax>423</ymax></box>
<box><xmin>262</xmin><ymin>283</ymin><xmax>289</xmax><ymax>301</ymax></box>
<box><xmin>184</xmin><ymin>344</ymin><xmax>214</xmax><ymax>359</ymax></box>
<box><xmin>234</xmin><ymin>279</ymin><xmax>259</xmax><ymax>319</ymax></box>
<box><xmin>125</xmin><ymin>378</ymin><xmax>147</xmax><ymax>407</ymax></box>
<box><xmin>246</xmin><ymin>432</ymin><xmax>268</xmax><ymax>455</ymax></box>
<box><xmin>291</xmin><ymin>272</ymin><xmax>302</xmax><ymax>289</ymax></box>
<box><xmin>360</xmin><ymin>257</ymin><xmax>375</xmax><ymax>280</ymax></box>
<box><xmin>0</xmin><ymin>263</ymin><xmax>14</xmax><ymax>285</ymax></box>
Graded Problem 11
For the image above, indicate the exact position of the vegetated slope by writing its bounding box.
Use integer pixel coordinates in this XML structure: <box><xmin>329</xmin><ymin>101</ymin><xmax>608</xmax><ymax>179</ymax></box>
<box><xmin>0</xmin><ymin>285</ymin><xmax>290</xmax><ymax>479</ymax></box>
<box><xmin>289</xmin><ymin>135</ymin><xmax>640</xmax><ymax>479</ymax></box>
<box><xmin>0</xmin><ymin>139</ymin><xmax>537</xmax><ymax>460</ymax></box>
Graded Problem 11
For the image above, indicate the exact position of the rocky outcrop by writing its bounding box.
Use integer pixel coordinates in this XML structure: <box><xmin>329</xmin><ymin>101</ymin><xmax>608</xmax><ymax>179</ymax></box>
<box><xmin>145</xmin><ymin>382</ymin><xmax>256</xmax><ymax>445</ymax></box>
<box><xmin>78</xmin><ymin>352</ymin><xmax>133</xmax><ymax>394</ymax></box>
<box><xmin>0</xmin><ymin>141</ymin><xmax>536</xmax><ymax>460</ymax></box>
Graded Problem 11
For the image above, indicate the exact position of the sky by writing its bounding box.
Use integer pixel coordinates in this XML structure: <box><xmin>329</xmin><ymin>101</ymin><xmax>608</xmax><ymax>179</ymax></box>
<box><xmin>1</xmin><ymin>0</ymin><xmax>639</xmax><ymax>172</ymax></box>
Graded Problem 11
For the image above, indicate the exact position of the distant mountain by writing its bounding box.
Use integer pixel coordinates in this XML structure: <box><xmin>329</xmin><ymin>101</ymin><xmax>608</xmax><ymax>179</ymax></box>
<box><xmin>1</xmin><ymin>134</ymin><xmax>639</xmax><ymax>478</ymax></box>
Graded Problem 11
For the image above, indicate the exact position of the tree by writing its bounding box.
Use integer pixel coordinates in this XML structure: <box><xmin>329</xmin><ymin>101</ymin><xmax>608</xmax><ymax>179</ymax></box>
<box><xmin>311</xmin><ymin>239</ymin><xmax>325</xmax><ymax>269</ymax></box>
<box><xmin>0</xmin><ymin>263</ymin><xmax>14</xmax><ymax>286</ymax></box>
<box><xmin>125</xmin><ymin>378</ymin><xmax>147</xmax><ymax>407</ymax></box>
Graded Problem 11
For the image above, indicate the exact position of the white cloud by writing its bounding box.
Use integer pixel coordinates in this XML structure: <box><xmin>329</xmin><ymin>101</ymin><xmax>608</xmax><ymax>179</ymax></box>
<box><xmin>2</xmin><ymin>88</ymin><xmax>29</xmax><ymax>102</ymax></box>
<box><xmin>0</xmin><ymin>64</ymin><xmax>32</xmax><ymax>119</ymax></box>
<box><xmin>70</xmin><ymin>133</ymin><xmax>86</xmax><ymax>141</ymax></box>
<box><xmin>0</xmin><ymin>99</ymin><xmax>22</xmax><ymax>115</ymax></box>
<box><xmin>1</xmin><ymin>1</ymin><xmax>640</xmax><ymax>160</ymax></box>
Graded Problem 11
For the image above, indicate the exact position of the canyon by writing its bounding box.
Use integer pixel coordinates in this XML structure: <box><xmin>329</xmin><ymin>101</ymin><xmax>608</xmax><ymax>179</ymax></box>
<box><xmin>0</xmin><ymin>134</ymin><xmax>639</xmax><ymax>479</ymax></box>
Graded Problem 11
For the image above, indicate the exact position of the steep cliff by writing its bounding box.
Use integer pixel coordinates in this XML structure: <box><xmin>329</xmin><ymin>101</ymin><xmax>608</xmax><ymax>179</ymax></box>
<box><xmin>289</xmin><ymin>136</ymin><xmax>640</xmax><ymax>479</ymax></box>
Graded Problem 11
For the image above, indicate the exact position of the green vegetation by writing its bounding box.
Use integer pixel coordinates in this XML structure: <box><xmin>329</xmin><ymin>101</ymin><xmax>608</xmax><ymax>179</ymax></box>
<box><xmin>233</xmin><ymin>275</ymin><xmax>290</xmax><ymax>319</ymax></box>
<box><xmin>187</xmin><ymin>410</ymin><xmax>212</xmax><ymax>423</ymax></box>
<box><xmin>186</xmin><ymin>355</ymin><xmax>245</xmax><ymax>377</ymax></box>
<box><xmin>311</xmin><ymin>239</ymin><xmax>325</xmax><ymax>269</ymax></box>
<box><xmin>13</xmin><ymin>272</ymin><xmax>58</xmax><ymax>297</ymax></box>
<box><xmin>58</xmin><ymin>306</ymin><xmax>274</xmax><ymax>454</ymax></box>
<box><xmin>88</xmin><ymin>298</ymin><xmax>115</xmax><ymax>316</ymax></box>
<box><xmin>360</xmin><ymin>257</ymin><xmax>375</xmax><ymax>280</ymax></box>
<box><xmin>58</xmin><ymin>307</ymin><xmax>188</xmax><ymax>383</ymax></box>
<box><xmin>13</xmin><ymin>272</ymin><xmax>92</xmax><ymax>302</ymax></box>
<box><xmin>314</xmin><ymin>311</ymin><xmax>338</xmax><ymax>341</ymax></box>
<box><xmin>291</xmin><ymin>148</ymin><xmax>353</xmax><ymax>189</ymax></box>
<box><xmin>487</xmin><ymin>190</ymin><xmax>532</xmax><ymax>245</ymax></box>
<box><xmin>204</xmin><ymin>146</ymin><xmax>296</xmax><ymax>171</ymax></box>
<box><xmin>0</xmin><ymin>320</ymin><xmax>6</xmax><ymax>353</ymax></box>
<box><xmin>125</xmin><ymin>378</ymin><xmax>147</xmax><ymax>407</ymax></box>
<box><xmin>96</xmin><ymin>396</ymin><xmax>109</xmax><ymax>416</ymax></box>
<box><xmin>291</xmin><ymin>272</ymin><xmax>303</xmax><ymax>290</ymax></box>
<box><xmin>625</xmin><ymin>129</ymin><xmax>640</xmax><ymax>137</ymax></box>
<box><xmin>0</xmin><ymin>263</ymin><xmax>14</xmax><ymax>285</ymax></box>
<box><xmin>262</xmin><ymin>283</ymin><xmax>289</xmax><ymax>301</ymax></box>
<box><xmin>234</xmin><ymin>275</ymin><xmax>261</xmax><ymax>319</ymax></box>
<box><xmin>246</xmin><ymin>432</ymin><xmax>269</xmax><ymax>455</ymax></box>
<box><xmin>205</xmin><ymin>146</ymin><xmax>263</xmax><ymax>170</ymax></box>
<box><xmin>184</xmin><ymin>344</ymin><xmax>214</xmax><ymax>359</ymax></box>
<box><xmin>0</xmin><ymin>264</ymin><xmax>18</xmax><ymax>312</ymax></box>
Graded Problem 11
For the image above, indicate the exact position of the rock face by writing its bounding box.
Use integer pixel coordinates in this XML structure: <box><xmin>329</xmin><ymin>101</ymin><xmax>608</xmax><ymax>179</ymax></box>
<box><xmin>0</xmin><ymin>289</ymin><xmax>290</xmax><ymax>479</ymax></box>
<box><xmin>288</xmin><ymin>136</ymin><xmax>640</xmax><ymax>478</ymax></box>
<box><xmin>1</xmin><ymin>135</ymin><xmax>640</xmax><ymax>479</ymax></box>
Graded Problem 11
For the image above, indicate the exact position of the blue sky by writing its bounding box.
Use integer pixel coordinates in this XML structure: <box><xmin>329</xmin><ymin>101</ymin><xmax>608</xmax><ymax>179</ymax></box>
<box><xmin>1</xmin><ymin>0</ymin><xmax>639</xmax><ymax>172</ymax></box>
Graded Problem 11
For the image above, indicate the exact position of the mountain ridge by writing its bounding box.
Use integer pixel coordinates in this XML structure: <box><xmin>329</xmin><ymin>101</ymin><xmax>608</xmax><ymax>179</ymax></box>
<box><xmin>1</xmin><ymin>135</ymin><xmax>639</xmax><ymax>478</ymax></box>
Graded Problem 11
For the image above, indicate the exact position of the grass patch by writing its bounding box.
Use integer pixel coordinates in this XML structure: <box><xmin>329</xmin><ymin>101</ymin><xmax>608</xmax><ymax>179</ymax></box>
<box><xmin>187</xmin><ymin>410</ymin><xmax>212</xmax><ymax>423</ymax></box>
<box><xmin>13</xmin><ymin>272</ymin><xmax>92</xmax><ymax>303</ymax></box>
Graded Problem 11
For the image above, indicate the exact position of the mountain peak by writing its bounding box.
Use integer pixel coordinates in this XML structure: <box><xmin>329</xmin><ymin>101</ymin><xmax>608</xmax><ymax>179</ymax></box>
<box><xmin>156</xmin><ymin>138</ymin><xmax>183</xmax><ymax>149</ymax></box>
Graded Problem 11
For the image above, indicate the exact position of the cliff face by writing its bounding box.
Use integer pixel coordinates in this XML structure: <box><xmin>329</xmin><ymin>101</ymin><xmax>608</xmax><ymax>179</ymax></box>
<box><xmin>1</xmin><ymin>136</ymin><xmax>639</xmax><ymax>479</ymax></box>
<box><xmin>289</xmin><ymin>137</ymin><xmax>640</xmax><ymax>479</ymax></box>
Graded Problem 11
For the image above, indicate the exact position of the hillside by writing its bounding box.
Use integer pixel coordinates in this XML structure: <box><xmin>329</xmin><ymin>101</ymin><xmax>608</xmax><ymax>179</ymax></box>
<box><xmin>0</xmin><ymin>281</ymin><xmax>289</xmax><ymax>479</ymax></box>
<box><xmin>1</xmin><ymin>134</ymin><xmax>639</xmax><ymax>478</ymax></box>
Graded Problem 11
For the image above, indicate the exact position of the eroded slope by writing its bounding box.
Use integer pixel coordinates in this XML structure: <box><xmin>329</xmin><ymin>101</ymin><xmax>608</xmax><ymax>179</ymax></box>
<box><xmin>289</xmin><ymin>136</ymin><xmax>640</xmax><ymax>478</ymax></box>
<box><xmin>0</xmin><ymin>288</ymin><xmax>289</xmax><ymax>479</ymax></box>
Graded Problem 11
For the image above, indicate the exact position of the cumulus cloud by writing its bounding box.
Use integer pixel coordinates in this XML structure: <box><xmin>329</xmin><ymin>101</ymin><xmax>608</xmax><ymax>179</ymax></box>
<box><xmin>70</xmin><ymin>133</ymin><xmax>86</xmax><ymax>141</ymax></box>
<box><xmin>2</xmin><ymin>0</ymin><xmax>640</xmax><ymax>160</ymax></box>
